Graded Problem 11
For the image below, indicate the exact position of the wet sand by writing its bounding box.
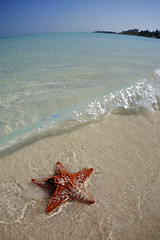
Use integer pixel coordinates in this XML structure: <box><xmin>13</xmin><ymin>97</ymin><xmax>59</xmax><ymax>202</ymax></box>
<box><xmin>0</xmin><ymin>111</ymin><xmax>160</xmax><ymax>240</ymax></box>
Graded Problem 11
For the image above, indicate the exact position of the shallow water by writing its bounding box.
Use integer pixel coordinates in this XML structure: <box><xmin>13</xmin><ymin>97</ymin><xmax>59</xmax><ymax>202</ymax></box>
<box><xmin>0</xmin><ymin>111</ymin><xmax>160</xmax><ymax>240</ymax></box>
<box><xmin>0</xmin><ymin>33</ymin><xmax>160</xmax><ymax>152</ymax></box>
<box><xmin>0</xmin><ymin>33</ymin><xmax>160</xmax><ymax>239</ymax></box>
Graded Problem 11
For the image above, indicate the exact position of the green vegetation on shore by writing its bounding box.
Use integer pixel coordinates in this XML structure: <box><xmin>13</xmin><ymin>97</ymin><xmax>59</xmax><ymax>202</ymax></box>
<box><xmin>94</xmin><ymin>29</ymin><xmax>160</xmax><ymax>39</ymax></box>
<box><xmin>120</xmin><ymin>29</ymin><xmax>160</xmax><ymax>38</ymax></box>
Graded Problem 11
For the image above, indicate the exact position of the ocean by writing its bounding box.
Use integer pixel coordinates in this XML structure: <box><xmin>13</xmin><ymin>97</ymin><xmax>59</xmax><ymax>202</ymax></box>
<box><xmin>0</xmin><ymin>33</ymin><xmax>160</xmax><ymax>240</ymax></box>
<box><xmin>0</xmin><ymin>33</ymin><xmax>160</xmax><ymax>152</ymax></box>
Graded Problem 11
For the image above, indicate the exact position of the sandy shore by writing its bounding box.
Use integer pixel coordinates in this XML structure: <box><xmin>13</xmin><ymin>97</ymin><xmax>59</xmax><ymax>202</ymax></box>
<box><xmin>0</xmin><ymin>110</ymin><xmax>160</xmax><ymax>240</ymax></box>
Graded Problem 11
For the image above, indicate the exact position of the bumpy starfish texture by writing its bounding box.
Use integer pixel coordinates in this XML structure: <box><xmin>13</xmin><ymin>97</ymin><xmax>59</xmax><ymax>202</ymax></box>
<box><xmin>31</xmin><ymin>162</ymin><xmax>95</xmax><ymax>212</ymax></box>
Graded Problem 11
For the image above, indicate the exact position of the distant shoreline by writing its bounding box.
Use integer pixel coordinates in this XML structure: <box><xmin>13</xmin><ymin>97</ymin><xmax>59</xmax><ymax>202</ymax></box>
<box><xmin>94</xmin><ymin>29</ymin><xmax>160</xmax><ymax>39</ymax></box>
<box><xmin>93</xmin><ymin>31</ymin><xmax>118</xmax><ymax>34</ymax></box>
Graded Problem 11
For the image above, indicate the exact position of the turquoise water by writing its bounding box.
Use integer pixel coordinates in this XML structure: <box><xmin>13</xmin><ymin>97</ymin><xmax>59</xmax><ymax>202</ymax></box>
<box><xmin>0</xmin><ymin>33</ymin><xmax>160</xmax><ymax>151</ymax></box>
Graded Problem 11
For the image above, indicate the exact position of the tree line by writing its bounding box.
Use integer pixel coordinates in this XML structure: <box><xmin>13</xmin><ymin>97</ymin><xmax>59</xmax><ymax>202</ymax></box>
<box><xmin>120</xmin><ymin>29</ymin><xmax>160</xmax><ymax>39</ymax></box>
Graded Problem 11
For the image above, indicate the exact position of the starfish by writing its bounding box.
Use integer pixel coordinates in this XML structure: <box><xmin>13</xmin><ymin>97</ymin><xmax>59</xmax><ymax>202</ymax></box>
<box><xmin>31</xmin><ymin>162</ymin><xmax>95</xmax><ymax>212</ymax></box>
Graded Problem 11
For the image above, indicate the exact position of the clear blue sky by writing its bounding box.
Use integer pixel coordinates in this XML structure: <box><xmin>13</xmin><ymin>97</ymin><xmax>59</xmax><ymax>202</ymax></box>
<box><xmin>0</xmin><ymin>0</ymin><xmax>159</xmax><ymax>37</ymax></box>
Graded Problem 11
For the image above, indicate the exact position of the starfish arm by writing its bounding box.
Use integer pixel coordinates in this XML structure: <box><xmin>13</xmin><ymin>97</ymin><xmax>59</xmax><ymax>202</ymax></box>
<box><xmin>72</xmin><ymin>168</ymin><xmax>94</xmax><ymax>185</ymax></box>
<box><xmin>32</xmin><ymin>177</ymin><xmax>53</xmax><ymax>188</ymax></box>
<box><xmin>46</xmin><ymin>185</ymin><xmax>70</xmax><ymax>212</ymax></box>
<box><xmin>31</xmin><ymin>177</ymin><xmax>56</xmax><ymax>192</ymax></box>
<box><xmin>56</xmin><ymin>162</ymin><xmax>68</xmax><ymax>175</ymax></box>
<box><xmin>69</xmin><ymin>184</ymin><xmax>95</xmax><ymax>204</ymax></box>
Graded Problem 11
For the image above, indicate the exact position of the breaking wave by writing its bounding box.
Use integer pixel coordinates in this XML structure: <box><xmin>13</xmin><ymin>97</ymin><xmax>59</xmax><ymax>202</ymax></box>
<box><xmin>75</xmin><ymin>68</ymin><xmax>160</xmax><ymax>122</ymax></box>
<box><xmin>0</xmin><ymin>69</ymin><xmax>160</xmax><ymax>154</ymax></box>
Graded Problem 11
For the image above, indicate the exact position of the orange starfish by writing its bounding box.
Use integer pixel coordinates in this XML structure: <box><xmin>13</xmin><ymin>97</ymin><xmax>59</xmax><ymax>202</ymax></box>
<box><xmin>32</xmin><ymin>162</ymin><xmax>95</xmax><ymax>212</ymax></box>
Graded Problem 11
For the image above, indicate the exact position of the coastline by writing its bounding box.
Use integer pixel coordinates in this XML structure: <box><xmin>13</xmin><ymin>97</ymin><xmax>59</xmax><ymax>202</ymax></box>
<box><xmin>1</xmin><ymin>110</ymin><xmax>160</xmax><ymax>240</ymax></box>
<box><xmin>94</xmin><ymin>29</ymin><xmax>160</xmax><ymax>39</ymax></box>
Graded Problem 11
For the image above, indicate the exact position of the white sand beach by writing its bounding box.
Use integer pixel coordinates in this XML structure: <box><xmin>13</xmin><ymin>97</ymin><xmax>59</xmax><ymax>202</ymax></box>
<box><xmin>0</xmin><ymin>110</ymin><xmax>160</xmax><ymax>240</ymax></box>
